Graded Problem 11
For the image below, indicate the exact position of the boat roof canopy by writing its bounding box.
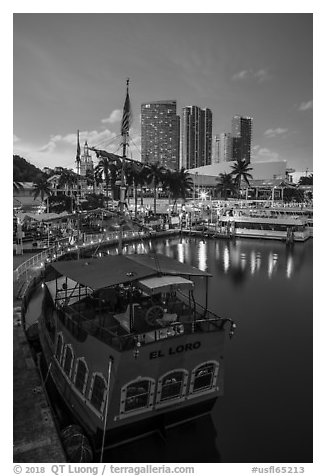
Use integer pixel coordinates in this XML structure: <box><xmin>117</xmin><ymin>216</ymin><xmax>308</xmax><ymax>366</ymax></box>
<box><xmin>49</xmin><ymin>253</ymin><xmax>210</xmax><ymax>291</ymax></box>
<box><xmin>127</xmin><ymin>253</ymin><xmax>211</xmax><ymax>278</ymax></box>
<box><xmin>137</xmin><ymin>276</ymin><xmax>194</xmax><ymax>295</ymax></box>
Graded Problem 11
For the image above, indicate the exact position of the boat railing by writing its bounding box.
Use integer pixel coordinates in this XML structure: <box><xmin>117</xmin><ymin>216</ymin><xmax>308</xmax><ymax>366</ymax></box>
<box><xmin>57</xmin><ymin>294</ymin><xmax>236</xmax><ymax>351</ymax></box>
<box><xmin>176</xmin><ymin>289</ymin><xmax>236</xmax><ymax>336</ymax></box>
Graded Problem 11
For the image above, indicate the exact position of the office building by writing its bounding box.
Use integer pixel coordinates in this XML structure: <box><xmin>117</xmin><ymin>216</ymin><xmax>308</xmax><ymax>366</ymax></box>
<box><xmin>181</xmin><ymin>106</ymin><xmax>212</xmax><ymax>169</ymax></box>
<box><xmin>213</xmin><ymin>133</ymin><xmax>233</xmax><ymax>163</ymax></box>
<box><xmin>232</xmin><ymin>115</ymin><xmax>253</xmax><ymax>163</ymax></box>
<box><xmin>141</xmin><ymin>100</ymin><xmax>180</xmax><ymax>170</ymax></box>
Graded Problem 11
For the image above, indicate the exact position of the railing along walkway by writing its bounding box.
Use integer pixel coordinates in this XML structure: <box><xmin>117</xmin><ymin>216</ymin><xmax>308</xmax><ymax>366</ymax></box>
<box><xmin>13</xmin><ymin>228</ymin><xmax>180</xmax><ymax>299</ymax></box>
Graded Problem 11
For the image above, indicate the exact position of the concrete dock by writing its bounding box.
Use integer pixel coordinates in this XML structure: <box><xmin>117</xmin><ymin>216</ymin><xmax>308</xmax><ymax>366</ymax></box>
<box><xmin>13</xmin><ymin>304</ymin><xmax>66</xmax><ymax>462</ymax></box>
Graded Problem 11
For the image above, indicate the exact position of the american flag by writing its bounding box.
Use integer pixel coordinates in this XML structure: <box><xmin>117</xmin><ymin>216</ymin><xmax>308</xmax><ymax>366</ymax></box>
<box><xmin>121</xmin><ymin>81</ymin><xmax>132</xmax><ymax>135</ymax></box>
<box><xmin>76</xmin><ymin>130</ymin><xmax>81</xmax><ymax>163</ymax></box>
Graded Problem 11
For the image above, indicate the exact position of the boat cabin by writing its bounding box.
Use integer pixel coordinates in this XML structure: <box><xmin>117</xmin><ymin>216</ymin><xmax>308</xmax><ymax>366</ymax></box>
<box><xmin>44</xmin><ymin>253</ymin><xmax>234</xmax><ymax>352</ymax></box>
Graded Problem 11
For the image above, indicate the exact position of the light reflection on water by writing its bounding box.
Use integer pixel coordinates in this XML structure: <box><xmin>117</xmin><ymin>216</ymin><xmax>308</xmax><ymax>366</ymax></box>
<box><xmin>118</xmin><ymin>235</ymin><xmax>310</xmax><ymax>282</ymax></box>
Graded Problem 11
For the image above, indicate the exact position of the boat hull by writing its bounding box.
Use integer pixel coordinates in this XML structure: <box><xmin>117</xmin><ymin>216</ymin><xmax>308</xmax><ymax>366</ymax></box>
<box><xmin>40</xmin><ymin>353</ymin><xmax>217</xmax><ymax>452</ymax></box>
<box><xmin>231</xmin><ymin>229</ymin><xmax>310</xmax><ymax>241</ymax></box>
<box><xmin>38</xmin><ymin>307</ymin><xmax>226</xmax><ymax>452</ymax></box>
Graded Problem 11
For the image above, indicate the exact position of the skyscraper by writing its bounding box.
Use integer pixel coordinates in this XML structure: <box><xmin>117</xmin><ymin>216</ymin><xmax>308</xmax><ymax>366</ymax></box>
<box><xmin>141</xmin><ymin>100</ymin><xmax>180</xmax><ymax>170</ymax></box>
<box><xmin>213</xmin><ymin>133</ymin><xmax>233</xmax><ymax>163</ymax></box>
<box><xmin>231</xmin><ymin>115</ymin><xmax>253</xmax><ymax>163</ymax></box>
<box><xmin>181</xmin><ymin>106</ymin><xmax>212</xmax><ymax>169</ymax></box>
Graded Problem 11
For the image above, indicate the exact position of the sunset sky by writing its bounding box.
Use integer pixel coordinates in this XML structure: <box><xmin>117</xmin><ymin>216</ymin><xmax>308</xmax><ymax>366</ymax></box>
<box><xmin>13</xmin><ymin>13</ymin><xmax>313</xmax><ymax>173</ymax></box>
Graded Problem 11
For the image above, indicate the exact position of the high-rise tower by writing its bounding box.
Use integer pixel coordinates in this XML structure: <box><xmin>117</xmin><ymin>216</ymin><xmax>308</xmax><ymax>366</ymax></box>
<box><xmin>181</xmin><ymin>106</ymin><xmax>212</xmax><ymax>169</ymax></box>
<box><xmin>231</xmin><ymin>115</ymin><xmax>253</xmax><ymax>163</ymax></box>
<box><xmin>214</xmin><ymin>133</ymin><xmax>233</xmax><ymax>163</ymax></box>
<box><xmin>141</xmin><ymin>100</ymin><xmax>180</xmax><ymax>170</ymax></box>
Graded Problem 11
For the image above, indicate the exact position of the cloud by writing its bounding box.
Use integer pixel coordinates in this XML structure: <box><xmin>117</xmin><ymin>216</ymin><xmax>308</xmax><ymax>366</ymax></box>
<box><xmin>13</xmin><ymin>134</ymin><xmax>20</xmax><ymax>143</ymax></box>
<box><xmin>254</xmin><ymin>69</ymin><xmax>272</xmax><ymax>83</ymax></box>
<box><xmin>232</xmin><ymin>68</ymin><xmax>271</xmax><ymax>83</ymax></box>
<box><xmin>232</xmin><ymin>70</ymin><xmax>250</xmax><ymax>81</ymax></box>
<box><xmin>252</xmin><ymin>147</ymin><xmax>280</xmax><ymax>162</ymax></box>
<box><xmin>264</xmin><ymin>128</ymin><xmax>288</xmax><ymax>138</ymax></box>
<box><xmin>298</xmin><ymin>100</ymin><xmax>313</xmax><ymax>111</ymax></box>
<box><xmin>13</xmin><ymin>128</ymin><xmax>121</xmax><ymax>170</ymax></box>
<box><xmin>101</xmin><ymin>109</ymin><xmax>122</xmax><ymax>124</ymax></box>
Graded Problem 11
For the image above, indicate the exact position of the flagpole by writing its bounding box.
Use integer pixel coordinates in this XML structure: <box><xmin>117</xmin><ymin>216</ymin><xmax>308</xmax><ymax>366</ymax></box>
<box><xmin>120</xmin><ymin>78</ymin><xmax>129</xmax><ymax>212</ymax></box>
<box><xmin>100</xmin><ymin>357</ymin><xmax>113</xmax><ymax>463</ymax></box>
<box><xmin>118</xmin><ymin>78</ymin><xmax>130</xmax><ymax>254</ymax></box>
<box><xmin>76</xmin><ymin>130</ymin><xmax>81</xmax><ymax>259</ymax></box>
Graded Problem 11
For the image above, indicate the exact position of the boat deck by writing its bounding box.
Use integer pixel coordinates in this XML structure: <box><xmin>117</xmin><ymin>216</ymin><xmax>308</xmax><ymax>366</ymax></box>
<box><xmin>58</xmin><ymin>293</ymin><xmax>227</xmax><ymax>350</ymax></box>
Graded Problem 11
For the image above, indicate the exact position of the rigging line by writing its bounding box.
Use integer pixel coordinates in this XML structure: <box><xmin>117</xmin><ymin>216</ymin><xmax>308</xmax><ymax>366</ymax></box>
<box><xmin>93</xmin><ymin>132</ymin><xmax>121</xmax><ymax>148</ymax></box>
<box><xmin>91</xmin><ymin>134</ymin><xmax>121</xmax><ymax>150</ymax></box>
<box><xmin>129</xmin><ymin>135</ymin><xmax>142</xmax><ymax>156</ymax></box>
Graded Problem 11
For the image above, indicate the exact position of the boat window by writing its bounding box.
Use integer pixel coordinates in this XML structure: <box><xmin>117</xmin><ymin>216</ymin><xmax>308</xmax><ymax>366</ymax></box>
<box><xmin>89</xmin><ymin>374</ymin><xmax>107</xmax><ymax>413</ymax></box>
<box><xmin>121</xmin><ymin>379</ymin><xmax>155</xmax><ymax>413</ymax></box>
<box><xmin>55</xmin><ymin>333</ymin><xmax>64</xmax><ymax>364</ymax></box>
<box><xmin>158</xmin><ymin>370</ymin><xmax>188</xmax><ymax>402</ymax></box>
<box><xmin>190</xmin><ymin>361</ymin><xmax>220</xmax><ymax>393</ymax></box>
<box><xmin>63</xmin><ymin>345</ymin><xmax>74</xmax><ymax>378</ymax></box>
<box><xmin>74</xmin><ymin>358</ymin><xmax>89</xmax><ymax>395</ymax></box>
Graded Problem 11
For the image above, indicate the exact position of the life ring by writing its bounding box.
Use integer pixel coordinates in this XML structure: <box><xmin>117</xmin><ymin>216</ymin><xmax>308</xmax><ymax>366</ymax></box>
<box><xmin>145</xmin><ymin>305</ymin><xmax>164</xmax><ymax>325</ymax></box>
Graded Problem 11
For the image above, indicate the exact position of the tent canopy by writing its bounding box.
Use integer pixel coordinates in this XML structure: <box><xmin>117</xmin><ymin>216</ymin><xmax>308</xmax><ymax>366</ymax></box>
<box><xmin>137</xmin><ymin>276</ymin><xmax>194</xmax><ymax>295</ymax></box>
<box><xmin>49</xmin><ymin>253</ymin><xmax>211</xmax><ymax>291</ymax></box>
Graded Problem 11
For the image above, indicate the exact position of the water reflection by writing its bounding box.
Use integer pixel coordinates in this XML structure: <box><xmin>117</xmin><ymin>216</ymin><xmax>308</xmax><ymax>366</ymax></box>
<box><xmin>223</xmin><ymin>246</ymin><xmax>230</xmax><ymax>273</ymax></box>
<box><xmin>250</xmin><ymin>251</ymin><xmax>256</xmax><ymax>275</ymax></box>
<box><xmin>177</xmin><ymin>242</ymin><xmax>185</xmax><ymax>263</ymax></box>
<box><xmin>136</xmin><ymin>237</ymin><xmax>310</xmax><ymax>282</ymax></box>
<box><xmin>198</xmin><ymin>240</ymin><xmax>207</xmax><ymax>271</ymax></box>
<box><xmin>97</xmin><ymin>235</ymin><xmax>309</xmax><ymax>283</ymax></box>
<box><xmin>105</xmin><ymin>414</ymin><xmax>221</xmax><ymax>463</ymax></box>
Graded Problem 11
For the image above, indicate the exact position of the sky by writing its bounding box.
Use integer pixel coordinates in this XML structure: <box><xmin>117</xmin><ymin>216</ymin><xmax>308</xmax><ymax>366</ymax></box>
<box><xmin>13</xmin><ymin>13</ymin><xmax>313</xmax><ymax>173</ymax></box>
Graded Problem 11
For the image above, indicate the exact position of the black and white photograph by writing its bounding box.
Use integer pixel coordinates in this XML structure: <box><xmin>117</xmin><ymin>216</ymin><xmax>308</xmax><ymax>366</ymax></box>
<box><xmin>11</xmin><ymin>5</ymin><xmax>318</xmax><ymax>473</ymax></box>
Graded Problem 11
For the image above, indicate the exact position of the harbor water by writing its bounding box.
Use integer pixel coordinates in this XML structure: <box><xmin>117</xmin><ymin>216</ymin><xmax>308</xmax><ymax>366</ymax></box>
<box><xmin>105</xmin><ymin>236</ymin><xmax>312</xmax><ymax>463</ymax></box>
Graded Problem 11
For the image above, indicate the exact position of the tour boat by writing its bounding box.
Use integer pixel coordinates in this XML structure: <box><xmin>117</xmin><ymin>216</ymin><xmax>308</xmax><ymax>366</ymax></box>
<box><xmin>267</xmin><ymin>207</ymin><xmax>313</xmax><ymax>237</ymax></box>
<box><xmin>218</xmin><ymin>213</ymin><xmax>310</xmax><ymax>242</ymax></box>
<box><xmin>33</xmin><ymin>251</ymin><xmax>235</xmax><ymax>452</ymax></box>
<box><xmin>22</xmin><ymin>81</ymin><xmax>236</xmax><ymax>456</ymax></box>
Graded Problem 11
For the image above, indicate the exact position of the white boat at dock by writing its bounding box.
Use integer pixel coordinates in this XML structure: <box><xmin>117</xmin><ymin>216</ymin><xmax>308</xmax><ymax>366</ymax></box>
<box><xmin>217</xmin><ymin>210</ymin><xmax>310</xmax><ymax>242</ymax></box>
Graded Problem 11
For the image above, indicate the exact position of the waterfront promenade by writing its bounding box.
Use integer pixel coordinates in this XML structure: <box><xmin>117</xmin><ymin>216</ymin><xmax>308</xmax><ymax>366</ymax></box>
<box><xmin>13</xmin><ymin>251</ymin><xmax>66</xmax><ymax>462</ymax></box>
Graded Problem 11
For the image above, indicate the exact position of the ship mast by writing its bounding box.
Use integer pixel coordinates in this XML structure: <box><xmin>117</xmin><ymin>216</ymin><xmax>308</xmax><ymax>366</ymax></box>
<box><xmin>118</xmin><ymin>78</ymin><xmax>131</xmax><ymax>254</ymax></box>
<box><xmin>75</xmin><ymin>129</ymin><xmax>81</xmax><ymax>259</ymax></box>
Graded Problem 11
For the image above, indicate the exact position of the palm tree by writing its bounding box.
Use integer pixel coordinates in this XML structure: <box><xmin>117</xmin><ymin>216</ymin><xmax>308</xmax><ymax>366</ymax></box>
<box><xmin>230</xmin><ymin>159</ymin><xmax>253</xmax><ymax>198</ymax></box>
<box><xmin>164</xmin><ymin>168</ymin><xmax>193</xmax><ymax>213</ymax></box>
<box><xmin>215</xmin><ymin>173</ymin><xmax>237</xmax><ymax>200</ymax></box>
<box><xmin>124</xmin><ymin>162</ymin><xmax>136</xmax><ymax>206</ymax></box>
<box><xmin>58</xmin><ymin>169</ymin><xmax>78</xmax><ymax>212</ymax></box>
<box><xmin>138</xmin><ymin>165</ymin><xmax>150</xmax><ymax>208</ymax></box>
<box><xmin>146</xmin><ymin>162</ymin><xmax>165</xmax><ymax>215</ymax></box>
<box><xmin>298</xmin><ymin>174</ymin><xmax>313</xmax><ymax>186</ymax></box>
<box><xmin>85</xmin><ymin>169</ymin><xmax>96</xmax><ymax>194</ymax></box>
<box><xmin>123</xmin><ymin>161</ymin><xmax>147</xmax><ymax>216</ymax></box>
<box><xmin>94</xmin><ymin>157</ymin><xmax>121</xmax><ymax>207</ymax></box>
<box><xmin>32</xmin><ymin>176</ymin><xmax>52</xmax><ymax>212</ymax></box>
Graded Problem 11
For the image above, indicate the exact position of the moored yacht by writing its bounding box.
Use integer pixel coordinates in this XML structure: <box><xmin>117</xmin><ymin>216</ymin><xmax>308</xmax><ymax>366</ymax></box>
<box><xmin>218</xmin><ymin>212</ymin><xmax>310</xmax><ymax>242</ymax></box>
<box><xmin>33</xmin><ymin>251</ymin><xmax>235</xmax><ymax>452</ymax></box>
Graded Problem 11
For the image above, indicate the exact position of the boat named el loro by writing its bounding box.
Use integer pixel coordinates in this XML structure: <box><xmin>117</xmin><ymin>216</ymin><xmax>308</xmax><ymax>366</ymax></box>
<box><xmin>31</xmin><ymin>252</ymin><xmax>235</xmax><ymax>453</ymax></box>
<box><xmin>21</xmin><ymin>80</ymin><xmax>236</xmax><ymax>458</ymax></box>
